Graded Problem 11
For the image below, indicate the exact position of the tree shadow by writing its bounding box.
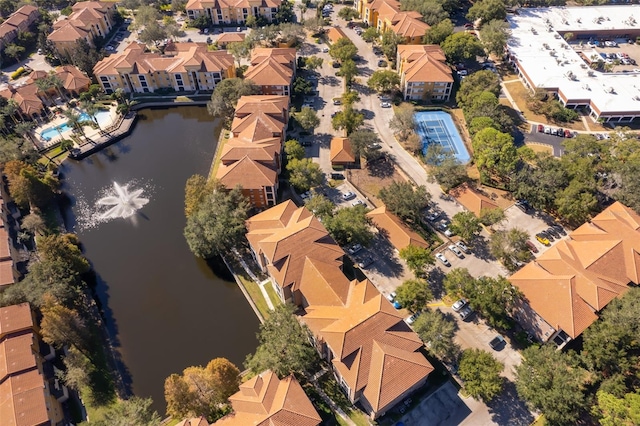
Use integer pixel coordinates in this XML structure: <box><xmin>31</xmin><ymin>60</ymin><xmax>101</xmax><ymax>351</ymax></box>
<box><xmin>360</xmin><ymin>108</ymin><xmax>375</xmax><ymax>120</ymax></box>
<box><xmin>469</xmin><ymin>234</ymin><xmax>495</xmax><ymax>262</ymax></box>
<box><xmin>320</xmin><ymin>75</ymin><xmax>341</xmax><ymax>87</ymax></box>
<box><xmin>365</xmin><ymin>154</ymin><xmax>395</xmax><ymax>178</ymax></box>
<box><xmin>487</xmin><ymin>380</ymin><xmax>534</xmax><ymax>426</ymax></box>
<box><xmin>427</xmin><ymin>267</ymin><xmax>446</xmax><ymax>299</ymax></box>
<box><xmin>369</xmin><ymin>232</ymin><xmax>404</xmax><ymax>278</ymax></box>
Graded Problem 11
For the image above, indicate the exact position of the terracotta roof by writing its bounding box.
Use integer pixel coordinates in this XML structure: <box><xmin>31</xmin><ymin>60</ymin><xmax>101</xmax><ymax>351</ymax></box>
<box><xmin>327</xmin><ymin>27</ymin><xmax>348</xmax><ymax>44</ymax></box>
<box><xmin>0</xmin><ymin>333</ymin><xmax>36</xmax><ymax>382</ymax></box>
<box><xmin>449</xmin><ymin>183</ymin><xmax>500</xmax><ymax>217</ymax></box>
<box><xmin>0</xmin><ymin>262</ymin><xmax>15</xmax><ymax>287</ymax></box>
<box><xmin>47</xmin><ymin>21</ymin><xmax>90</xmax><ymax>43</ymax></box>
<box><xmin>216</xmin><ymin>371</ymin><xmax>321</xmax><ymax>426</ymax></box>
<box><xmin>234</xmin><ymin>95</ymin><xmax>289</xmax><ymax>117</ymax></box>
<box><xmin>0</xmin><ymin>85</ymin><xmax>43</xmax><ymax>117</ymax></box>
<box><xmin>366</xmin><ymin>206</ymin><xmax>428</xmax><ymax>250</ymax></box>
<box><xmin>250</xmin><ymin>48</ymin><xmax>296</xmax><ymax>67</ymax></box>
<box><xmin>220</xmin><ymin>137</ymin><xmax>280</xmax><ymax>164</ymax></box>
<box><xmin>302</xmin><ymin>279</ymin><xmax>433</xmax><ymax>413</ymax></box>
<box><xmin>176</xmin><ymin>417</ymin><xmax>210</xmax><ymax>426</ymax></box>
<box><xmin>231</xmin><ymin>110</ymin><xmax>286</xmax><ymax>140</ymax></box>
<box><xmin>298</xmin><ymin>258</ymin><xmax>353</xmax><ymax>307</ymax></box>
<box><xmin>397</xmin><ymin>44</ymin><xmax>453</xmax><ymax>84</ymax></box>
<box><xmin>94</xmin><ymin>42</ymin><xmax>233</xmax><ymax>76</ymax></box>
<box><xmin>330</xmin><ymin>137</ymin><xmax>356</xmax><ymax>164</ymax></box>
<box><xmin>217</xmin><ymin>33</ymin><xmax>245</xmax><ymax>45</ymax></box>
<box><xmin>0</xmin><ymin>226</ymin><xmax>10</xmax><ymax>260</ymax></box>
<box><xmin>246</xmin><ymin>199</ymin><xmax>302</xmax><ymax>232</ymax></box>
<box><xmin>392</xmin><ymin>14</ymin><xmax>430</xmax><ymax>38</ymax></box>
<box><xmin>244</xmin><ymin>57</ymin><xmax>294</xmax><ymax>86</ymax></box>
<box><xmin>216</xmin><ymin>155</ymin><xmax>277</xmax><ymax>189</ymax></box>
<box><xmin>56</xmin><ymin>65</ymin><xmax>92</xmax><ymax>91</ymax></box>
<box><xmin>511</xmin><ymin>201</ymin><xmax>640</xmax><ymax>339</ymax></box>
<box><xmin>0</xmin><ymin>304</ymin><xmax>32</xmax><ymax>339</ymax></box>
<box><xmin>0</xmin><ymin>369</ymin><xmax>49</xmax><ymax>426</ymax></box>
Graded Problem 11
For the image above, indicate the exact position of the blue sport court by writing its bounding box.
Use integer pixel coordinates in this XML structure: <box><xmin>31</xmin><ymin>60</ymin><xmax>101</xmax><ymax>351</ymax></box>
<box><xmin>415</xmin><ymin>111</ymin><xmax>470</xmax><ymax>164</ymax></box>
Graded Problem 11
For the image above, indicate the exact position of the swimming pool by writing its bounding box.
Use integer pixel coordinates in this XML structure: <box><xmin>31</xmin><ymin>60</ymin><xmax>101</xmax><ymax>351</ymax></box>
<box><xmin>415</xmin><ymin>111</ymin><xmax>470</xmax><ymax>164</ymax></box>
<box><xmin>39</xmin><ymin>110</ymin><xmax>112</xmax><ymax>141</ymax></box>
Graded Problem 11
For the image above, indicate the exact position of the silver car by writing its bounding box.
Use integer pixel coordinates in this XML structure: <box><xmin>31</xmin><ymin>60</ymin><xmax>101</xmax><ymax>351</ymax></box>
<box><xmin>448</xmin><ymin>244</ymin><xmax>464</xmax><ymax>259</ymax></box>
<box><xmin>436</xmin><ymin>253</ymin><xmax>451</xmax><ymax>267</ymax></box>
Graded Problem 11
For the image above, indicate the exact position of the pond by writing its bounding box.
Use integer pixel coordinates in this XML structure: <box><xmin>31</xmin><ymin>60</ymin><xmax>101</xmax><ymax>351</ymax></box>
<box><xmin>60</xmin><ymin>106</ymin><xmax>259</xmax><ymax>414</ymax></box>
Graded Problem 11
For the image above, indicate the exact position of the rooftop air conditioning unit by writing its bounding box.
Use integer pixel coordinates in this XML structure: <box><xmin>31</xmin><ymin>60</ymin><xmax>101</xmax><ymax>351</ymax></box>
<box><xmin>609</xmin><ymin>87</ymin><xmax>615</xmax><ymax>93</ymax></box>
<box><xmin>633</xmin><ymin>95</ymin><xmax>640</xmax><ymax>101</ymax></box>
<box><xmin>583</xmin><ymin>84</ymin><xmax>591</xmax><ymax>90</ymax></box>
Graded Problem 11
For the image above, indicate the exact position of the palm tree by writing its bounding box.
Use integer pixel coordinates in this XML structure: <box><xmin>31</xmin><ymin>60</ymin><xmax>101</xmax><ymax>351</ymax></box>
<box><xmin>48</xmin><ymin>74</ymin><xmax>67</xmax><ymax>102</ymax></box>
<box><xmin>14</xmin><ymin>121</ymin><xmax>38</xmax><ymax>150</ymax></box>
<box><xmin>63</xmin><ymin>109</ymin><xmax>85</xmax><ymax>138</ymax></box>
<box><xmin>80</xmin><ymin>101</ymin><xmax>101</xmax><ymax>129</ymax></box>
<box><xmin>2</xmin><ymin>99</ymin><xmax>21</xmax><ymax>123</ymax></box>
<box><xmin>35</xmin><ymin>78</ymin><xmax>55</xmax><ymax>105</ymax></box>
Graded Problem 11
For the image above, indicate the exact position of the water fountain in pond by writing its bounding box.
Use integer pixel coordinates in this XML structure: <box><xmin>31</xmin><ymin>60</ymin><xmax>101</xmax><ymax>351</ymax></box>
<box><xmin>96</xmin><ymin>182</ymin><xmax>149</xmax><ymax>220</ymax></box>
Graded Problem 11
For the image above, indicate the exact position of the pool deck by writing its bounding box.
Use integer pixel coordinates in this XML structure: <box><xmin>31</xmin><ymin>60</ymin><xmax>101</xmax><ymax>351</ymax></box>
<box><xmin>68</xmin><ymin>112</ymin><xmax>138</xmax><ymax>160</ymax></box>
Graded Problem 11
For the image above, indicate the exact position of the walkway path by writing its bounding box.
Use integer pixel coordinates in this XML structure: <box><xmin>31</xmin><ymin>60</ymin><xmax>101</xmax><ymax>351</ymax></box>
<box><xmin>233</xmin><ymin>249</ymin><xmax>275</xmax><ymax>310</ymax></box>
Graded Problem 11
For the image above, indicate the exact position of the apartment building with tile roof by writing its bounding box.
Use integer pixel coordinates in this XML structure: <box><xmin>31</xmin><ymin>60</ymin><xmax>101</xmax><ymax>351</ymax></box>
<box><xmin>176</xmin><ymin>417</ymin><xmax>210</xmax><ymax>426</ymax></box>
<box><xmin>48</xmin><ymin>1</ymin><xmax>116</xmax><ymax>54</ymax></box>
<box><xmin>216</xmin><ymin>32</ymin><xmax>245</xmax><ymax>48</ymax></box>
<box><xmin>330</xmin><ymin>136</ymin><xmax>356</xmax><ymax>167</ymax></box>
<box><xmin>327</xmin><ymin>26</ymin><xmax>348</xmax><ymax>45</ymax></box>
<box><xmin>449</xmin><ymin>182</ymin><xmax>500</xmax><ymax>217</ymax></box>
<box><xmin>510</xmin><ymin>202</ymin><xmax>640</xmax><ymax>345</ymax></box>
<box><xmin>396</xmin><ymin>44</ymin><xmax>453</xmax><ymax>101</ymax></box>
<box><xmin>367</xmin><ymin>206</ymin><xmax>428</xmax><ymax>251</ymax></box>
<box><xmin>93</xmin><ymin>42</ymin><xmax>235</xmax><ymax>94</ymax></box>
<box><xmin>355</xmin><ymin>0</ymin><xmax>429</xmax><ymax>43</ymax></box>
<box><xmin>0</xmin><ymin>5</ymin><xmax>40</xmax><ymax>51</ymax></box>
<box><xmin>186</xmin><ymin>0</ymin><xmax>281</xmax><ymax>25</ymax></box>
<box><xmin>216</xmin><ymin>95</ymin><xmax>289</xmax><ymax>208</ymax></box>
<box><xmin>0</xmin><ymin>303</ymin><xmax>66</xmax><ymax>426</ymax></box>
<box><xmin>214</xmin><ymin>370</ymin><xmax>321</xmax><ymax>426</ymax></box>
<box><xmin>244</xmin><ymin>48</ymin><xmax>296</xmax><ymax>96</ymax></box>
<box><xmin>0</xmin><ymin>66</ymin><xmax>91</xmax><ymax>120</ymax></box>
<box><xmin>246</xmin><ymin>202</ymin><xmax>434</xmax><ymax>419</ymax></box>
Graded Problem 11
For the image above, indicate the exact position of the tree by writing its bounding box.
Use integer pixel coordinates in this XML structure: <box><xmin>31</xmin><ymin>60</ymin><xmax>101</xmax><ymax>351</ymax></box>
<box><xmin>463</xmin><ymin>276</ymin><xmax>519</xmax><ymax>329</ymax></box>
<box><xmin>593</xmin><ymin>391</ymin><xmax>640</xmax><ymax>426</ymax></box>
<box><xmin>403</xmin><ymin>133</ymin><xmax>423</xmax><ymax>155</ymax></box>
<box><xmin>443</xmin><ymin>268</ymin><xmax>473</xmax><ymax>298</ymax></box>
<box><xmin>284</xmin><ymin>139</ymin><xmax>305</xmax><ymax>161</ymax></box>
<box><xmin>164</xmin><ymin>358</ymin><xmax>240</xmax><ymax>422</ymax></box>
<box><xmin>304</xmin><ymin>195</ymin><xmax>335</xmax><ymax>219</ymax></box>
<box><xmin>329</xmin><ymin>38</ymin><xmax>357</xmax><ymax>63</ymax></box>
<box><xmin>380</xmin><ymin>30</ymin><xmax>404</xmax><ymax>60</ymax></box>
<box><xmin>324</xmin><ymin>205</ymin><xmax>374</xmax><ymax>246</ymax></box>
<box><xmin>425</xmin><ymin>145</ymin><xmax>468</xmax><ymax>191</ymax></box>
<box><xmin>472</xmin><ymin>127</ymin><xmax>518</xmax><ymax>181</ymax></box>
<box><xmin>516</xmin><ymin>345</ymin><xmax>587</xmax><ymax>425</ymax></box>
<box><xmin>38</xmin><ymin>233</ymin><xmax>90</xmax><ymax>274</ymax></box>
<box><xmin>367</xmin><ymin>70</ymin><xmax>401</xmax><ymax>93</ymax></box>
<box><xmin>304</xmin><ymin>55</ymin><xmax>323</xmax><ymax>70</ymax></box>
<box><xmin>467</xmin><ymin>0</ymin><xmax>506</xmax><ymax>25</ymax></box>
<box><xmin>399</xmin><ymin>246</ymin><xmax>434</xmax><ymax>276</ymax></box>
<box><xmin>468</xmin><ymin>116</ymin><xmax>500</xmax><ymax>136</ymax></box>
<box><xmin>189</xmin><ymin>15</ymin><xmax>211</xmax><ymax>30</ymax></box>
<box><xmin>304</xmin><ymin>17</ymin><xmax>325</xmax><ymax>35</ymax></box>
<box><xmin>295</xmin><ymin>107</ymin><xmax>320</xmax><ymax>131</ymax></box>
<box><xmin>68</xmin><ymin>38</ymin><xmax>102</xmax><ymax>77</ymax></box>
<box><xmin>208</xmin><ymin>78</ymin><xmax>260</xmax><ymax>121</ymax></box>
<box><xmin>341</xmin><ymin>90</ymin><xmax>360</xmax><ymax>106</ymax></box>
<box><xmin>338</xmin><ymin>7</ymin><xmax>359</xmax><ymax>20</ymax></box>
<box><xmin>555</xmin><ymin>179</ymin><xmax>598</xmax><ymax>225</ymax></box>
<box><xmin>245</xmin><ymin>304</ymin><xmax>319</xmax><ymax>378</ymax></box>
<box><xmin>94</xmin><ymin>397</ymin><xmax>161</xmax><ymax>426</ymax></box>
<box><xmin>361</xmin><ymin>27</ymin><xmax>379</xmax><ymax>43</ymax></box>
<box><xmin>413</xmin><ymin>308</ymin><xmax>460</xmax><ymax>363</ymax></box>
<box><xmin>293</xmin><ymin>76</ymin><xmax>314</xmax><ymax>98</ymax></box>
<box><xmin>449</xmin><ymin>211</ymin><xmax>481</xmax><ymax>243</ymax></box>
<box><xmin>134</xmin><ymin>5</ymin><xmax>160</xmax><ymax>27</ymax></box>
<box><xmin>400</xmin><ymin>0</ymin><xmax>447</xmax><ymax>25</ymax></box>
<box><xmin>227</xmin><ymin>39</ymin><xmax>251</xmax><ymax>67</ymax></box>
<box><xmin>3</xmin><ymin>160</ymin><xmax>58</xmax><ymax>209</ymax></box>
<box><xmin>184</xmin><ymin>175</ymin><xmax>210</xmax><ymax>218</ymax></box>
<box><xmin>458</xmin><ymin>349</ymin><xmax>504</xmax><ymax>402</ymax></box>
<box><xmin>423</xmin><ymin>19</ymin><xmax>454</xmax><ymax>45</ymax></box>
<box><xmin>337</xmin><ymin>59</ymin><xmax>357</xmax><ymax>85</ymax></box>
<box><xmin>40</xmin><ymin>301</ymin><xmax>95</xmax><ymax>364</ymax></box>
<box><xmin>4</xmin><ymin>43</ymin><xmax>24</xmax><ymax>62</ymax></box>
<box><xmin>287</xmin><ymin>158</ymin><xmax>323</xmax><ymax>191</ymax></box>
<box><xmin>378</xmin><ymin>181</ymin><xmax>430</xmax><ymax>225</ymax></box>
<box><xmin>275</xmin><ymin>0</ymin><xmax>295</xmax><ymax>23</ymax></box>
<box><xmin>332</xmin><ymin>105</ymin><xmax>364</xmax><ymax>135</ymax></box>
<box><xmin>480</xmin><ymin>19</ymin><xmax>510</xmax><ymax>56</ymax></box>
<box><xmin>479</xmin><ymin>207</ymin><xmax>505</xmax><ymax>227</ymax></box>
<box><xmin>183</xmin><ymin>182</ymin><xmax>250</xmax><ymax>258</ymax></box>
<box><xmin>21</xmin><ymin>212</ymin><xmax>46</xmax><ymax>236</ymax></box>
<box><xmin>441</xmin><ymin>32</ymin><xmax>484</xmax><ymax>64</ymax></box>
<box><xmin>389</xmin><ymin>102</ymin><xmax>416</xmax><ymax>141</ymax></box>
<box><xmin>349</xmin><ymin>129</ymin><xmax>380</xmax><ymax>159</ymax></box>
<box><xmin>395</xmin><ymin>279</ymin><xmax>433</xmax><ymax>312</ymax></box>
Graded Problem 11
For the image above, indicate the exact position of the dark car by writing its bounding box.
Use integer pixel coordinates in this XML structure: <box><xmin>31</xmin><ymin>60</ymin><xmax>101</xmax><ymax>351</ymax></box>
<box><xmin>515</xmin><ymin>200</ymin><xmax>532</xmax><ymax>213</ymax></box>
<box><xmin>525</xmin><ymin>240</ymin><xmax>539</xmax><ymax>253</ymax></box>
<box><xmin>489</xmin><ymin>335</ymin><xmax>506</xmax><ymax>350</ymax></box>
<box><xmin>539</xmin><ymin>230</ymin><xmax>554</xmax><ymax>241</ymax></box>
<box><xmin>358</xmin><ymin>256</ymin><xmax>374</xmax><ymax>269</ymax></box>
<box><xmin>546</xmin><ymin>227</ymin><xmax>560</xmax><ymax>238</ymax></box>
<box><xmin>557</xmin><ymin>127</ymin><xmax>564</xmax><ymax>137</ymax></box>
<box><xmin>551</xmin><ymin>224</ymin><xmax>566</xmax><ymax>235</ymax></box>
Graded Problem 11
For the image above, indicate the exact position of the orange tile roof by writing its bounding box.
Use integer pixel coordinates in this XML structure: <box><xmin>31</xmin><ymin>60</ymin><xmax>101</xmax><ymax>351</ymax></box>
<box><xmin>176</xmin><ymin>417</ymin><xmax>209</xmax><ymax>426</ymax></box>
<box><xmin>330</xmin><ymin>137</ymin><xmax>356</xmax><ymax>164</ymax></box>
<box><xmin>0</xmin><ymin>369</ymin><xmax>49</xmax><ymax>426</ymax></box>
<box><xmin>303</xmin><ymin>280</ymin><xmax>433</xmax><ymax>414</ymax></box>
<box><xmin>449</xmin><ymin>183</ymin><xmax>499</xmax><ymax>217</ymax></box>
<box><xmin>0</xmin><ymin>304</ymin><xmax>31</xmax><ymax>339</ymax></box>
<box><xmin>0</xmin><ymin>226</ymin><xmax>10</xmax><ymax>260</ymax></box>
<box><xmin>244</xmin><ymin>57</ymin><xmax>294</xmax><ymax>86</ymax></box>
<box><xmin>220</xmin><ymin>137</ymin><xmax>280</xmax><ymax>164</ymax></box>
<box><xmin>0</xmin><ymin>262</ymin><xmax>14</xmax><ymax>288</ymax></box>
<box><xmin>366</xmin><ymin>206</ymin><xmax>428</xmax><ymax>250</ymax></box>
<box><xmin>510</xmin><ymin>201</ymin><xmax>640</xmax><ymax>339</ymax></box>
<box><xmin>231</xmin><ymin>110</ymin><xmax>285</xmax><ymax>140</ymax></box>
<box><xmin>0</xmin><ymin>333</ymin><xmax>36</xmax><ymax>382</ymax></box>
<box><xmin>217</xmin><ymin>33</ymin><xmax>246</xmax><ymax>45</ymax></box>
<box><xmin>327</xmin><ymin>27</ymin><xmax>348</xmax><ymax>44</ymax></box>
<box><xmin>397</xmin><ymin>44</ymin><xmax>453</xmax><ymax>84</ymax></box>
<box><xmin>246</xmin><ymin>199</ymin><xmax>302</xmax><ymax>233</ymax></box>
<box><xmin>392</xmin><ymin>14</ymin><xmax>430</xmax><ymax>38</ymax></box>
<box><xmin>298</xmin><ymin>258</ymin><xmax>353</xmax><ymax>307</ymax></box>
<box><xmin>234</xmin><ymin>95</ymin><xmax>289</xmax><ymax>117</ymax></box>
<box><xmin>0</xmin><ymin>85</ymin><xmax>43</xmax><ymax>117</ymax></box>
<box><xmin>216</xmin><ymin>156</ymin><xmax>277</xmax><ymax>189</ymax></box>
<box><xmin>216</xmin><ymin>371</ymin><xmax>321</xmax><ymax>426</ymax></box>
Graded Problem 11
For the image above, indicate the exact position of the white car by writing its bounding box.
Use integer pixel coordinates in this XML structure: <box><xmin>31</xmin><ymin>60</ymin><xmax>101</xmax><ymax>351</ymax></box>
<box><xmin>386</xmin><ymin>291</ymin><xmax>396</xmax><ymax>302</ymax></box>
<box><xmin>381</xmin><ymin>101</ymin><xmax>392</xmax><ymax>108</ymax></box>
<box><xmin>342</xmin><ymin>191</ymin><xmax>356</xmax><ymax>200</ymax></box>
<box><xmin>406</xmin><ymin>312</ymin><xmax>420</xmax><ymax>325</ymax></box>
<box><xmin>436</xmin><ymin>253</ymin><xmax>451</xmax><ymax>267</ymax></box>
<box><xmin>452</xmin><ymin>298</ymin><xmax>467</xmax><ymax>312</ymax></box>
<box><xmin>604</xmin><ymin>40</ymin><xmax>617</xmax><ymax>47</ymax></box>
<box><xmin>322</xmin><ymin>47</ymin><xmax>329</xmax><ymax>53</ymax></box>
<box><xmin>347</xmin><ymin>244</ymin><xmax>363</xmax><ymax>255</ymax></box>
<box><xmin>456</xmin><ymin>241</ymin><xmax>470</xmax><ymax>254</ymax></box>
<box><xmin>352</xmin><ymin>200</ymin><xmax>365</xmax><ymax>207</ymax></box>
<box><xmin>448</xmin><ymin>244</ymin><xmax>464</xmax><ymax>259</ymax></box>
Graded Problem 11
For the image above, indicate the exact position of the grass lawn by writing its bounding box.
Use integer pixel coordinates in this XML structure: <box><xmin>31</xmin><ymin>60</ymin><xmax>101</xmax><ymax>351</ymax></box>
<box><xmin>525</xmin><ymin>142</ymin><xmax>554</xmax><ymax>155</ymax></box>
<box><xmin>209</xmin><ymin>130</ymin><xmax>229</xmax><ymax>179</ymax></box>
<box><xmin>264</xmin><ymin>281</ymin><xmax>281</xmax><ymax>307</ymax></box>
<box><xmin>237</xmin><ymin>273</ymin><xmax>271</xmax><ymax>319</ymax></box>
<box><xmin>348</xmin><ymin>409</ymin><xmax>372</xmax><ymax>426</ymax></box>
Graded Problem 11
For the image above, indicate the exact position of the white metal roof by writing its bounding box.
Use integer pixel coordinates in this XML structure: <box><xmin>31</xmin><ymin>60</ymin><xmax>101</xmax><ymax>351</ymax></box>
<box><xmin>507</xmin><ymin>6</ymin><xmax>640</xmax><ymax>116</ymax></box>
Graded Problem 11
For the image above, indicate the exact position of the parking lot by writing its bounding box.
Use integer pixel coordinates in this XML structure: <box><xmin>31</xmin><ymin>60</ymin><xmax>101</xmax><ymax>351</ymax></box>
<box><xmin>500</xmin><ymin>205</ymin><xmax>569</xmax><ymax>256</ymax></box>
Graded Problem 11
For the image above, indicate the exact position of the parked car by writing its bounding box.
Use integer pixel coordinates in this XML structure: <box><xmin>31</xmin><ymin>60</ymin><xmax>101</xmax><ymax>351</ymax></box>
<box><xmin>544</xmin><ymin>126</ymin><xmax>551</xmax><ymax>134</ymax></box>
<box><xmin>551</xmin><ymin>224</ymin><xmax>566</xmax><ymax>235</ymax></box>
<box><xmin>515</xmin><ymin>199</ymin><xmax>532</xmax><ymax>213</ymax></box>
<box><xmin>539</xmin><ymin>230</ymin><xmax>554</xmax><ymax>241</ymax></box>
<box><xmin>448</xmin><ymin>244</ymin><xmax>464</xmax><ymax>259</ymax></box>
<box><xmin>525</xmin><ymin>240</ymin><xmax>539</xmax><ymax>253</ymax></box>
<box><xmin>381</xmin><ymin>101</ymin><xmax>392</xmax><ymax>108</ymax></box>
<box><xmin>322</xmin><ymin>47</ymin><xmax>329</xmax><ymax>53</ymax></box>
<box><xmin>604</xmin><ymin>40</ymin><xmax>617</xmax><ymax>47</ymax></box>
<box><xmin>452</xmin><ymin>298</ymin><xmax>467</xmax><ymax>312</ymax></box>
<box><xmin>436</xmin><ymin>253</ymin><xmax>451</xmax><ymax>267</ymax></box>
<box><xmin>436</xmin><ymin>222</ymin><xmax>454</xmax><ymax>237</ymax></box>
<box><xmin>425</xmin><ymin>210</ymin><xmax>441</xmax><ymax>222</ymax></box>
<box><xmin>342</xmin><ymin>191</ymin><xmax>356</xmax><ymax>200</ymax></box>
<box><xmin>358</xmin><ymin>256</ymin><xmax>374</xmax><ymax>269</ymax></box>
<box><xmin>347</xmin><ymin>244</ymin><xmax>363</xmax><ymax>255</ymax></box>
<box><xmin>557</xmin><ymin>127</ymin><xmax>564</xmax><ymax>137</ymax></box>
<box><xmin>459</xmin><ymin>305</ymin><xmax>474</xmax><ymax>321</ymax></box>
<box><xmin>537</xmin><ymin>124</ymin><xmax>544</xmax><ymax>132</ymax></box>
<box><xmin>406</xmin><ymin>312</ymin><xmax>420</xmax><ymax>325</ymax></box>
<box><xmin>386</xmin><ymin>291</ymin><xmax>397</xmax><ymax>302</ymax></box>
<box><xmin>463</xmin><ymin>23</ymin><xmax>474</xmax><ymax>29</ymax></box>
<box><xmin>352</xmin><ymin>200</ymin><xmax>366</xmax><ymax>207</ymax></box>
<box><xmin>333</xmin><ymin>98</ymin><xmax>342</xmax><ymax>105</ymax></box>
<box><xmin>456</xmin><ymin>241</ymin><xmax>471</xmax><ymax>254</ymax></box>
<box><xmin>546</xmin><ymin>227</ymin><xmax>560</xmax><ymax>238</ymax></box>
<box><xmin>330</xmin><ymin>172</ymin><xmax>344</xmax><ymax>180</ymax></box>
<box><xmin>535</xmin><ymin>233</ymin><xmax>550</xmax><ymax>245</ymax></box>
<box><xmin>377</xmin><ymin>59</ymin><xmax>387</xmax><ymax>67</ymax></box>
<box><xmin>489</xmin><ymin>335</ymin><xmax>506</xmax><ymax>350</ymax></box>
<box><xmin>564</xmin><ymin>129</ymin><xmax>573</xmax><ymax>138</ymax></box>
